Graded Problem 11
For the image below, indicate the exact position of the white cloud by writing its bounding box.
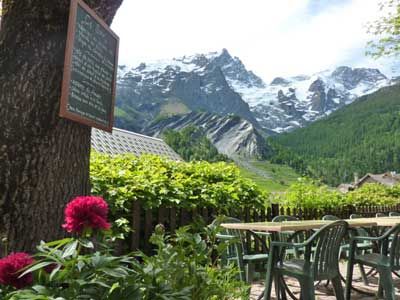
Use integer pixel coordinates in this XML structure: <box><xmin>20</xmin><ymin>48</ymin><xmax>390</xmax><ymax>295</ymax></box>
<box><xmin>111</xmin><ymin>0</ymin><xmax>385</xmax><ymax>81</ymax></box>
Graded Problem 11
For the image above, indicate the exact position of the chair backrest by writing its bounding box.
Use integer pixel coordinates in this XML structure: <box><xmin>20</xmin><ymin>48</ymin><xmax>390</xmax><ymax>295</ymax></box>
<box><xmin>213</xmin><ymin>216</ymin><xmax>247</xmax><ymax>280</ymax></box>
<box><xmin>272</xmin><ymin>215</ymin><xmax>308</xmax><ymax>257</ymax></box>
<box><xmin>376</xmin><ymin>213</ymin><xmax>386</xmax><ymax>217</ymax></box>
<box><xmin>322</xmin><ymin>215</ymin><xmax>340</xmax><ymax>221</ymax></box>
<box><xmin>213</xmin><ymin>216</ymin><xmax>245</xmax><ymax>254</ymax></box>
<box><xmin>349</xmin><ymin>213</ymin><xmax>372</xmax><ymax>237</ymax></box>
<box><xmin>389</xmin><ymin>212</ymin><xmax>400</xmax><ymax>217</ymax></box>
<box><xmin>272</xmin><ymin>215</ymin><xmax>298</xmax><ymax>222</ymax></box>
<box><xmin>306</xmin><ymin>220</ymin><xmax>348</xmax><ymax>278</ymax></box>
<box><xmin>350</xmin><ymin>214</ymin><xmax>363</xmax><ymax>219</ymax></box>
<box><xmin>383</xmin><ymin>224</ymin><xmax>400</xmax><ymax>269</ymax></box>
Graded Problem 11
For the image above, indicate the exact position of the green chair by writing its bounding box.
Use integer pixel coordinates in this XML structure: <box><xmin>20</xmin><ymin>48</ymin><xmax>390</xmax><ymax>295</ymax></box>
<box><xmin>264</xmin><ymin>220</ymin><xmax>348</xmax><ymax>300</ymax></box>
<box><xmin>349</xmin><ymin>214</ymin><xmax>375</xmax><ymax>249</ymax></box>
<box><xmin>214</xmin><ymin>217</ymin><xmax>270</xmax><ymax>284</ymax></box>
<box><xmin>322</xmin><ymin>215</ymin><xmax>370</xmax><ymax>285</ymax></box>
<box><xmin>272</xmin><ymin>215</ymin><xmax>308</xmax><ymax>259</ymax></box>
<box><xmin>272</xmin><ymin>215</ymin><xmax>298</xmax><ymax>223</ymax></box>
<box><xmin>389</xmin><ymin>211</ymin><xmax>400</xmax><ymax>217</ymax></box>
<box><xmin>345</xmin><ymin>223</ymin><xmax>400</xmax><ymax>300</ymax></box>
<box><xmin>322</xmin><ymin>215</ymin><xmax>340</xmax><ymax>221</ymax></box>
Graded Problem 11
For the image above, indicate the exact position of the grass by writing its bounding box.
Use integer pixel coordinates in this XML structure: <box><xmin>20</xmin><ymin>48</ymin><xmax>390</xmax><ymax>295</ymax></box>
<box><xmin>159</xmin><ymin>97</ymin><xmax>191</xmax><ymax>117</ymax></box>
<box><xmin>238</xmin><ymin>160</ymin><xmax>300</xmax><ymax>192</ymax></box>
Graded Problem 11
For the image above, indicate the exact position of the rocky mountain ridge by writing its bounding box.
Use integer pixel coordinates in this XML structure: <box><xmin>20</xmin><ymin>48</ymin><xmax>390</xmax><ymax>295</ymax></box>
<box><xmin>244</xmin><ymin>65</ymin><xmax>390</xmax><ymax>132</ymax></box>
<box><xmin>117</xmin><ymin>49</ymin><xmax>394</xmax><ymax>134</ymax></box>
<box><xmin>145</xmin><ymin>112</ymin><xmax>267</xmax><ymax>158</ymax></box>
<box><xmin>115</xmin><ymin>49</ymin><xmax>397</xmax><ymax>158</ymax></box>
<box><xmin>116</xmin><ymin>49</ymin><xmax>259</xmax><ymax>133</ymax></box>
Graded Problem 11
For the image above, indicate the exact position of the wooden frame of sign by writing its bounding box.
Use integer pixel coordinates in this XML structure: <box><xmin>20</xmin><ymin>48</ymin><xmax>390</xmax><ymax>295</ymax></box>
<box><xmin>59</xmin><ymin>0</ymin><xmax>119</xmax><ymax>132</ymax></box>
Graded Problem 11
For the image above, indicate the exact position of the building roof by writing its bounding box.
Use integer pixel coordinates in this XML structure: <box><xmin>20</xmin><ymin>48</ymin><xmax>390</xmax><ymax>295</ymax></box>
<box><xmin>91</xmin><ymin>127</ymin><xmax>182</xmax><ymax>161</ymax></box>
<box><xmin>355</xmin><ymin>172</ymin><xmax>400</xmax><ymax>187</ymax></box>
<box><xmin>337</xmin><ymin>184</ymin><xmax>355</xmax><ymax>193</ymax></box>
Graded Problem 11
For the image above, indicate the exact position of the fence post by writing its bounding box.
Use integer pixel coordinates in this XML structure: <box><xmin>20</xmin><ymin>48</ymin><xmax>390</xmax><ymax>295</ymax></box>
<box><xmin>347</xmin><ymin>205</ymin><xmax>354</xmax><ymax>218</ymax></box>
<box><xmin>271</xmin><ymin>203</ymin><xmax>280</xmax><ymax>219</ymax></box>
<box><xmin>170</xmin><ymin>207</ymin><xmax>177</xmax><ymax>233</ymax></box>
<box><xmin>144</xmin><ymin>208</ymin><xmax>153</xmax><ymax>254</ymax></box>
<box><xmin>131</xmin><ymin>200</ymin><xmax>141</xmax><ymax>251</ymax></box>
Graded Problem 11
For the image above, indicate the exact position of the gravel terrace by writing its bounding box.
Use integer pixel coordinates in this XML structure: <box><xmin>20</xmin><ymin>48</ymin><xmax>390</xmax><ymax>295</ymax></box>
<box><xmin>250</xmin><ymin>261</ymin><xmax>400</xmax><ymax>299</ymax></box>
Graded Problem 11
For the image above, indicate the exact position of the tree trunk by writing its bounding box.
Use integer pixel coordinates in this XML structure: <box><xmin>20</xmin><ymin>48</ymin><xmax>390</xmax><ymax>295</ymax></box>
<box><xmin>0</xmin><ymin>0</ymin><xmax>122</xmax><ymax>252</ymax></box>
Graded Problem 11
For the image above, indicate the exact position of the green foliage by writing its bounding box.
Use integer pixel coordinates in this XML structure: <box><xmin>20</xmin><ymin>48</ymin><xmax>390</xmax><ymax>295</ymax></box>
<box><xmin>275</xmin><ymin>178</ymin><xmax>346</xmax><ymax>209</ymax></box>
<box><xmin>137</xmin><ymin>224</ymin><xmax>249</xmax><ymax>300</ymax></box>
<box><xmin>163</xmin><ymin>126</ymin><xmax>230</xmax><ymax>162</ymax></box>
<box><xmin>90</xmin><ymin>152</ymin><xmax>268</xmax><ymax>237</ymax></box>
<box><xmin>366</xmin><ymin>0</ymin><xmax>400</xmax><ymax>57</ymax></box>
<box><xmin>1</xmin><ymin>226</ymin><xmax>247</xmax><ymax>300</ymax></box>
<box><xmin>272</xmin><ymin>85</ymin><xmax>400</xmax><ymax>186</ymax></box>
<box><xmin>276</xmin><ymin>179</ymin><xmax>400</xmax><ymax>209</ymax></box>
<box><xmin>347</xmin><ymin>183</ymin><xmax>400</xmax><ymax>206</ymax></box>
<box><xmin>2</xmin><ymin>238</ymin><xmax>142</xmax><ymax>300</ymax></box>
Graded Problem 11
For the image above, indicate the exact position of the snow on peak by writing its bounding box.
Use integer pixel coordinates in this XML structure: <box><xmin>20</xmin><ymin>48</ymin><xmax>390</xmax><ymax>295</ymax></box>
<box><xmin>118</xmin><ymin>50</ymin><xmax>394</xmax><ymax>134</ymax></box>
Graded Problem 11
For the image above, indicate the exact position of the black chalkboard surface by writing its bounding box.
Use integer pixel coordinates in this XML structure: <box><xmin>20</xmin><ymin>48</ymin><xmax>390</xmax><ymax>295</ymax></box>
<box><xmin>60</xmin><ymin>0</ymin><xmax>119</xmax><ymax>132</ymax></box>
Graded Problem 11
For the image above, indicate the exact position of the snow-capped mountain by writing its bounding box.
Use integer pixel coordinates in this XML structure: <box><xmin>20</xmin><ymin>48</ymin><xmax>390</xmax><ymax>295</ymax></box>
<box><xmin>116</xmin><ymin>49</ymin><xmax>394</xmax><ymax>135</ymax></box>
<box><xmin>234</xmin><ymin>66</ymin><xmax>390</xmax><ymax>132</ymax></box>
<box><xmin>117</xmin><ymin>49</ymin><xmax>259</xmax><ymax>133</ymax></box>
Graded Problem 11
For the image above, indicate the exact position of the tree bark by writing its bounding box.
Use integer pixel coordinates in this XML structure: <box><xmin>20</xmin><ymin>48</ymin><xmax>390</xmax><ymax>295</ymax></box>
<box><xmin>0</xmin><ymin>0</ymin><xmax>122</xmax><ymax>252</ymax></box>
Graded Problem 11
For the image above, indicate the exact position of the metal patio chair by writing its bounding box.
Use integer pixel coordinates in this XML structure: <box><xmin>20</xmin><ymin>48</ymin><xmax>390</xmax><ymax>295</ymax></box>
<box><xmin>345</xmin><ymin>223</ymin><xmax>400</xmax><ymax>300</ymax></box>
<box><xmin>213</xmin><ymin>217</ymin><xmax>270</xmax><ymax>284</ymax></box>
<box><xmin>322</xmin><ymin>214</ymin><xmax>370</xmax><ymax>286</ymax></box>
<box><xmin>264</xmin><ymin>220</ymin><xmax>348</xmax><ymax>300</ymax></box>
<box><xmin>272</xmin><ymin>215</ymin><xmax>309</xmax><ymax>259</ymax></box>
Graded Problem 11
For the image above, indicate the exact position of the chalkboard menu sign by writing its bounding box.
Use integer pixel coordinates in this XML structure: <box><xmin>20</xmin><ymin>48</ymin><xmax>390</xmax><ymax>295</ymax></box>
<box><xmin>60</xmin><ymin>0</ymin><xmax>119</xmax><ymax>132</ymax></box>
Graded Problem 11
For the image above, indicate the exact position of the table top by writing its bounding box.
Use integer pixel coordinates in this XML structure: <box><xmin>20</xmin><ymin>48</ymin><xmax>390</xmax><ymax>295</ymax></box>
<box><xmin>221</xmin><ymin>219</ymin><xmax>378</xmax><ymax>232</ymax></box>
<box><xmin>353</xmin><ymin>217</ymin><xmax>400</xmax><ymax>227</ymax></box>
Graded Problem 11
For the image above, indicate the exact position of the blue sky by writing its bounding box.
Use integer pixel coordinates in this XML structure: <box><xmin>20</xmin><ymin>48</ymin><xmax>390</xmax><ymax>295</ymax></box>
<box><xmin>305</xmin><ymin>0</ymin><xmax>350</xmax><ymax>15</ymax></box>
<box><xmin>111</xmin><ymin>0</ymin><xmax>397</xmax><ymax>81</ymax></box>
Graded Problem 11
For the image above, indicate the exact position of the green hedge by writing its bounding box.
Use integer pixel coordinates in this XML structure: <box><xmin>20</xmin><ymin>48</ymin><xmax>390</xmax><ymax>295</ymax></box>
<box><xmin>276</xmin><ymin>178</ymin><xmax>400</xmax><ymax>209</ymax></box>
<box><xmin>90</xmin><ymin>152</ymin><xmax>268</xmax><ymax>235</ymax></box>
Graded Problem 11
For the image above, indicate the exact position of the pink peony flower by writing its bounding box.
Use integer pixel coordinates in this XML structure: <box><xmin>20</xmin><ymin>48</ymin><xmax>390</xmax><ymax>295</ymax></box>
<box><xmin>0</xmin><ymin>252</ymin><xmax>34</xmax><ymax>289</ymax></box>
<box><xmin>62</xmin><ymin>196</ymin><xmax>111</xmax><ymax>234</ymax></box>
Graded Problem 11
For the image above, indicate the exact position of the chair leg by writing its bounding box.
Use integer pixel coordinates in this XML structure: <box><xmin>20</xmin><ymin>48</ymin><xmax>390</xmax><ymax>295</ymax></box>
<box><xmin>279</xmin><ymin>276</ymin><xmax>288</xmax><ymax>300</ymax></box>
<box><xmin>378</xmin><ymin>267</ymin><xmax>395</xmax><ymax>300</ymax></box>
<box><xmin>264</xmin><ymin>250</ymin><xmax>275</xmax><ymax>300</ymax></box>
<box><xmin>246</xmin><ymin>262</ymin><xmax>254</xmax><ymax>283</ymax></box>
<box><xmin>235</xmin><ymin>246</ymin><xmax>245</xmax><ymax>282</ymax></box>
<box><xmin>345</xmin><ymin>257</ymin><xmax>354</xmax><ymax>300</ymax></box>
<box><xmin>299</xmin><ymin>278</ymin><xmax>315</xmax><ymax>300</ymax></box>
<box><xmin>358</xmin><ymin>264</ymin><xmax>369</xmax><ymax>286</ymax></box>
<box><xmin>274</xmin><ymin>273</ymin><xmax>281</xmax><ymax>300</ymax></box>
<box><xmin>332</xmin><ymin>275</ymin><xmax>344</xmax><ymax>300</ymax></box>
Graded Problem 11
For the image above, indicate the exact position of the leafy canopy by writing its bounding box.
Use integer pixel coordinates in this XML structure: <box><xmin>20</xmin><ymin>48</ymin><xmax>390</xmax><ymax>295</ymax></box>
<box><xmin>163</xmin><ymin>126</ymin><xmax>230</xmax><ymax>162</ymax></box>
<box><xmin>367</xmin><ymin>0</ymin><xmax>400</xmax><ymax>57</ymax></box>
<box><xmin>276</xmin><ymin>179</ymin><xmax>400</xmax><ymax>209</ymax></box>
<box><xmin>90</xmin><ymin>152</ymin><xmax>268</xmax><ymax>238</ymax></box>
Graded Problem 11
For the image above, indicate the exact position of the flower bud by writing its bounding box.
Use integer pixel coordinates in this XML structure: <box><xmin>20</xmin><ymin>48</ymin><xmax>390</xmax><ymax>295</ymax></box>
<box><xmin>154</xmin><ymin>224</ymin><xmax>165</xmax><ymax>235</ymax></box>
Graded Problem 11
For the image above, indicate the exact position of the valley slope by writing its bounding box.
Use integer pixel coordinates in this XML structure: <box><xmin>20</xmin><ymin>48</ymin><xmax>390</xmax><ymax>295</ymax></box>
<box><xmin>272</xmin><ymin>84</ymin><xmax>400</xmax><ymax>186</ymax></box>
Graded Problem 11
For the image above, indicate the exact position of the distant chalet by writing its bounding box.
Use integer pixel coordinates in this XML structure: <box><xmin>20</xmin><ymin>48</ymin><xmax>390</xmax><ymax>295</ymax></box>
<box><xmin>338</xmin><ymin>172</ymin><xmax>400</xmax><ymax>193</ymax></box>
<box><xmin>91</xmin><ymin>127</ymin><xmax>182</xmax><ymax>161</ymax></box>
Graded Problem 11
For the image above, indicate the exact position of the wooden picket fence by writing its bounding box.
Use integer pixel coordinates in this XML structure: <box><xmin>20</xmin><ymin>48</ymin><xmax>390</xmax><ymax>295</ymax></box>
<box><xmin>130</xmin><ymin>201</ymin><xmax>400</xmax><ymax>254</ymax></box>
